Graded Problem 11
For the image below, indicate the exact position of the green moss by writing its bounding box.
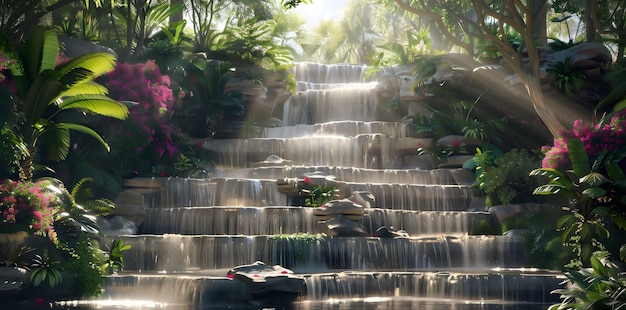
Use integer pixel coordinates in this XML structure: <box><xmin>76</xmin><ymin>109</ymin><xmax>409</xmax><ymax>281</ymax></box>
<box><xmin>471</xmin><ymin>219</ymin><xmax>501</xmax><ymax>235</ymax></box>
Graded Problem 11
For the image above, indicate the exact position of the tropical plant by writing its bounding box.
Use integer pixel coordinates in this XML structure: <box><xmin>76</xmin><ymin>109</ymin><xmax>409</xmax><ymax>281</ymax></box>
<box><xmin>101</xmin><ymin>238</ymin><xmax>131</xmax><ymax>274</ymax></box>
<box><xmin>411</xmin><ymin>112</ymin><xmax>438</xmax><ymax>136</ymax></box>
<box><xmin>180</xmin><ymin>57</ymin><xmax>245</xmax><ymax>138</ymax></box>
<box><xmin>549</xmin><ymin>249</ymin><xmax>626</xmax><ymax>310</ymax></box>
<box><xmin>44</xmin><ymin>177</ymin><xmax>124</xmax><ymax>297</ymax></box>
<box><xmin>0</xmin><ymin>26</ymin><xmax>128</xmax><ymax>180</ymax></box>
<box><xmin>303</xmin><ymin>184</ymin><xmax>338</xmax><ymax>208</ymax></box>
<box><xmin>173</xmin><ymin>152</ymin><xmax>213</xmax><ymax>179</ymax></box>
<box><xmin>531</xmin><ymin>137</ymin><xmax>626</xmax><ymax>267</ymax></box>
<box><xmin>596</xmin><ymin>65</ymin><xmax>626</xmax><ymax>113</ymax></box>
<box><xmin>472</xmin><ymin>148</ymin><xmax>543</xmax><ymax>206</ymax></box>
<box><xmin>547</xmin><ymin>57</ymin><xmax>586</xmax><ymax>97</ymax></box>
<box><xmin>104</xmin><ymin>0</ymin><xmax>184</xmax><ymax>62</ymax></box>
<box><xmin>29</xmin><ymin>249</ymin><xmax>63</xmax><ymax>288</ymax></box>
<box><xmin>213</xmin><ymin>17</ymin><xmax>294</xmax><ymax>68</ymax></box>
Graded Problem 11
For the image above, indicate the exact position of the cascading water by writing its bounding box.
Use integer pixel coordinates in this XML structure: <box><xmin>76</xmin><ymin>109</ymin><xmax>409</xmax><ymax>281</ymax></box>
<box><xmin>88</xmin><ymin>63</ymin><xmax>564</xmax><ymax>309</ymax></box>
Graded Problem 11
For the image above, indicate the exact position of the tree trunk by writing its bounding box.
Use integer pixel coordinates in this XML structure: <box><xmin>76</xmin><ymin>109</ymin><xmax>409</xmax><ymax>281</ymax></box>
<box><xmin>530</xmin><ymin>0</ymin><xmax>548</xmax><ymax>46</ymax></box>
<box><xmin>584</xmin><ymin>0</ymin><xmax>597</xmax><ymax>41</ymax></box>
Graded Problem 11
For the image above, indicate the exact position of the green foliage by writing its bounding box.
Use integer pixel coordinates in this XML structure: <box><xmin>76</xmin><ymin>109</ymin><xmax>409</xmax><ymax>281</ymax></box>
<box><xmin>173</xmin><ymin>152</ymin><xmax>213</xmax><ymax>179</ymax></box>
<box><xmin>29</xmin><ymin>249</ymin><xmax>63</xmax><ymax>288</ymax></box>
<box><xmin>523</xmin><ymin>208</ymin><xmax>576</xmax><ymax>270</ymax></box>
<box><xmin>303</xmin><ymin>185</ymin><xmax>337</xmax><ymax>208</ymax></box>
<box><xmin>61</xmin><ymin>235</ymin><xmax>105</xmax><ymax>297</ymax></box>
<box><xmin>474</xmin><ymin>148</ymin><xmax>543</xmax><ymax>206</ymax></box>
<box><xmin>101</xmin><ymin>239</ymin><xmax>131</xmax><ymax>274</ymax></box>
<box><xmin>531</xmin><ymin>138</ymin><xmax>626</xmax><ymax>267</ymax></box>
<box><xmin>411</xmin><ymin>113</ymin><xmax>438</xmax><ymax>134</ymax></box>
<box><xmin>281</xmin><ymin>0</ymin><xmax>312</xmax><ymax>9</ymax></box>
<box><xmin>597</xmin><ymin>66</ymin><xmax>626</xmax><ymax>113</ymax></box>
<box><xmin>181</xmin><ymin>57</ymin><xmax>245</xmax><ymax>137</ymax></box>
<box><xmin>549</xmin><ymin>251</ymin><xmax>626</xmax><ymax>310</ymax></box>
<box><xmin>213</xmin><ymin>18</ymin><xmax>294</xmax><ymax>68</ymax></box>
<box><xmin>471</xmin><ymin>219</ymin><xmax>500</xmax><ymax>235</ymax></box>
<box><xmin>412</xmin><ymin>54</ymin><xmax>445</xmax><ymax>90</ymax></box>
<box><xmin>0</xmin><ymin>25</ymin><xmax>128</xmax><ymax>180</ymax></box>
<box><xmin>427</xmin><ymin>98</ymin><xmax>506</xmax><ymax>143</ymax></box>
<box><xmin>547</xmin><ymin>57</ymin><xmax>586</xmax><ymax>97</ymax></box>
<box><xmin>269</xmin><ymin>233</ymin><xmax>327</xmax><ymax>241</ymax></box>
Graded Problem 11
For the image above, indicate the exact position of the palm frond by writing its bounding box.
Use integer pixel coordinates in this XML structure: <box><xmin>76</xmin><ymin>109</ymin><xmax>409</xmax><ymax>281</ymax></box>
<box><xmin>54</xmin><ymin>52</ymin><xmax>117</xmax><ymax>81</ymax></box>
<box><xmin>40</xmin><ymin>125</ymin><xmax>71</xmax><ymax>161</ymax></box>
<box><xmin>57</xmin><ymin>94</ymin><xmax>129</xmax><ymax>119</ymax></box>
<box><xmin>56</xmin><ymin>122</ymin><xmax>110</xmax><ymax>152</ymax></box>
<box><xmin>19</xmin><ymin>26</ymin><xmax>58</xmax><ymax>78</ymax></box>
<box><xmin>57</xmin><ymin>81</ymin><xmax>108</xmax><ymax>98</ymax></box>
<box><xmin>24</xmin><ymin>74</ymin><xmax>62</xmax><ymax>124</ymax></box>
<box><xmin>83</xmin><ymin>199</ymin><xmax>115</xmax><ymax>215</ymax></box>
<box><xmin>71</xmin><ymin>178</ymin><xmax>95</xmax><ymax>204</ymax></box>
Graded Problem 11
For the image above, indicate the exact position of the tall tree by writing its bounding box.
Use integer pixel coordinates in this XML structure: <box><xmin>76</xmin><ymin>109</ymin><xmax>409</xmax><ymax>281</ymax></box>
<box><xmin>393</xmin><ymin>0</ymin><xmax>566</xmax><ymax>137</ymax></box>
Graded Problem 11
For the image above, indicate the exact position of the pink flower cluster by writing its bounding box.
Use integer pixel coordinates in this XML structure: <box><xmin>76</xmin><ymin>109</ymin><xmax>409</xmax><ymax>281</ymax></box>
<box><xmin>542</xmin><ymin>111</ymin><xmax>626</xmax><ymax>169</ymax></box>
<box><xmin>0</xmin><ymin>179</ymin><xmax>57</xmax><ymax>238</ymax></box>
<box><xmin>106</xmin><ymin>60</ymin><xmax>185</xmax><ymax>175</ymax></box>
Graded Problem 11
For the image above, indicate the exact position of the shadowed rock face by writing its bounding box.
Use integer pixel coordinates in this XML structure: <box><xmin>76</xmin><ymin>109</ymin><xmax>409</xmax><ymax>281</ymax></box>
<box><xmin>314</xmin><ymin>198</ymin><xmax>365</xmax><ymax>221</ymax></box>
<box><xmin>0</xmin><ymin>267</ymin><xmax>29</xmax><ymax>299</ymax></box>
<box><xmin>319</xmin><ymin>214</ymin><xmax>369</xmax><ymax>237</ymax></box>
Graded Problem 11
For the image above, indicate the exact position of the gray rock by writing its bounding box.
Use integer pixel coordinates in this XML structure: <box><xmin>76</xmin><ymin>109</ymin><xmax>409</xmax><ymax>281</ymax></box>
<box><xmin>348</xmin><ymin>191</ymin><xmax>376</xmax><ymax>209</ymax></box>
<box><xmin>374</xmin><ymin>226</ymin><xmax>409</xmax><ymax>238</ymax></box>
<box><xmin>314</xmin><ymin>199</ymin><xmax>364</xmax><ymax>220</ymax></box>
<box><xmin>252</xmin><ymin>155</ymin><xmax>293</xmax><ymax>167</ymax></box>
<box><xmin>227</xmin><ymin>261</ymin><xmax>305</xmax><ymax>304</ymax></box>
<box><xmin>320</xmin><ymin>214</ymin><xmax>369</xmax><ymax>237</ymax></box>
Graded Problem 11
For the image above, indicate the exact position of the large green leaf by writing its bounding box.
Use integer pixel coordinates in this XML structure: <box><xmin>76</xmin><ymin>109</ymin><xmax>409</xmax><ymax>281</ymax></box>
<box><xmin>40</xmin><ymin>125</ymin><xmax>70</xmax><ymax>161</ymax></box>
<box><xmin>56</xmin><ymin>122</ymin><xmax>111</xmax><ymax>151</ymax></box>
<box><xmin>580</xmin><ymin>172</ymin><xmax>610</xmax><ymax>187</ymax></box>
<box><xmin>19</xmin><ymin>26</ymin><xmax>58</xmax><ymax>78</ymax></box>
<box><xmin>581</xmin><ymin>187</ymin><xmax>607</xmax><ymax>199</ymax></box>
<box><xmin>54</xmin><ymin>52</ymin><xmax>116</xmax><ymax>83</ymax></box>
<box><xmin>533</xmin><ymin>184</ymin><xmax>575</xmax><ymax>196</ymax></box>
<box><xmin>567</xmin><ymin>138</ymin><xmax>591</xmax><ymax>177</ymax></box>
<box><xmin>57</xmin><ymin>81</ymin><xmax>108</xmax><ymax>97</ymax></box>
<box><xmin>24</xmin><ymin>74</ymin><xmax>62</xmax><ymax>125</ymax></box>
<box><xmin>56</xmin><ymin>95</ymin><xmax>129</xmax><ymax>119</ymax></box>
<box><xmin>530</xmin><ymin>168</ymin><xmax>576</xmax><ymax>191</ymax></box>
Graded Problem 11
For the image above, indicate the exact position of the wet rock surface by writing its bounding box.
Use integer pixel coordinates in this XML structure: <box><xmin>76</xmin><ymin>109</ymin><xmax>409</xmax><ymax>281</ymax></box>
<box><xmin>227</xmin><ymin>261</ymin><xmax>305</xmax><ymax>307</ymax></box>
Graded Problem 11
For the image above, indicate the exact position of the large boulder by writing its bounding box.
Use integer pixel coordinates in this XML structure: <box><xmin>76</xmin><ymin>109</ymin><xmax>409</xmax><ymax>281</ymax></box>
<box><xmin>226</xmin><ymin>261</ymin><xmax>305</xmax><ymax>306</ymax></box>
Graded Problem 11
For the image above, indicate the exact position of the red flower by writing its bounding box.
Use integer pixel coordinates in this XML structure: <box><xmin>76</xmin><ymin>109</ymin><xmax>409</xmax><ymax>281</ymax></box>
<box><xmin>303</xmin><ymin>176</ymin><xmax>311</xmax><ymax>185</ymax></box>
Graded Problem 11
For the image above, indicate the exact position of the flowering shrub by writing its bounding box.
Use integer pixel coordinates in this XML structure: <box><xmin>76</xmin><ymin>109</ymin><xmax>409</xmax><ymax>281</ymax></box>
<box><xmin>542</xmin><ymin>111</ymin><xmax>626</xmax><ymax>169</ymax></box>
<box><xmin>105</xmin><ymin>60</ymin><xmax>185</xmax><ymax>176</ymax></box>
<box><xmin>0</xmin><ymin>179</ymin><xmax>57</xmax><ymax>238</ymax></box>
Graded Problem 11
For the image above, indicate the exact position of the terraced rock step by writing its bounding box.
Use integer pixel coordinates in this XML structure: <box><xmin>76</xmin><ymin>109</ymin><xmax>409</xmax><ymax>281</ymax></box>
<box><xmin>90</xmin><ymin>270</ymin><xmax>563</xmax><ymax>309</ymax></box>
<box><xmin>134</xmin><ymin>177</ymin><xmax>472</xmax><ymax>211</ymax></box>
<box><xmin>140</xmin><ymin>206</ymin><xmax>491</xmax><ymax>236</ymax></box>
<box><xmin>107</xmin><ymin>235</ymin><xmax>528</xmax><ymax>272</ymax></box>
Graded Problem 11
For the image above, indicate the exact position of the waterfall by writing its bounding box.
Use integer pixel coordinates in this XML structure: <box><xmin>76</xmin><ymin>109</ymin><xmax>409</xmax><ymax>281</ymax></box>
<box><xmin>92</xmin><ymin>62</ymin><xmax>563</xmax><ymax>309</ymax></box>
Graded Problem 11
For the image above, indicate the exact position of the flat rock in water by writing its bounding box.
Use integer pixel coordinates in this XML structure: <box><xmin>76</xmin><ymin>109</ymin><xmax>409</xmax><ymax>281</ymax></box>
<box><xmin>374</xmin><ymin>226</ymin><xmax>409</xmax><ymax>238</ymax></box>
<box><xmin>314</xmin><ymin>199</ymin><xmax>364</xmax><ymax>220</ymax></box>
<box><xmin>252</xmin><ymin>155</ymin><xmax>293</xmax><ymax>167</ymax></box>
<box><xmin>227</xmin><ymin>261</ymin><xmax>305</xmax><ymax>299</ymax></box>
<box><xmin>320</xmin><ymin>214</ymin><xmax>369</xmax><ymax>237</ymax></box>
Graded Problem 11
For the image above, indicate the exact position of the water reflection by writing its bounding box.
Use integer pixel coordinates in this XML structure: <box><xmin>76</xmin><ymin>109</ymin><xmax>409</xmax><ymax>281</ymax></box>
<box><xmin>55</xmin><ymin>297</ymin><xmax>553</xmax><ymax>310</ymax></box>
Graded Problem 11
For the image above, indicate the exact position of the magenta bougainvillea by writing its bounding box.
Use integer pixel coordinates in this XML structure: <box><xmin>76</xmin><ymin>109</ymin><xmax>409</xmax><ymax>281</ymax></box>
<box><xmin>0</xmin><ymin>179</ymin><xmax>57</xmax><ymax>238</ymax></box>
<box><xmin>542</xmin><ymin>111</ymin><xmax>626</xmax><ymax>170</ymax></box>
<box><xmin>106</xmin><ymin>60</ymin><xmax>185</xmax><ymax>176</ymax></box>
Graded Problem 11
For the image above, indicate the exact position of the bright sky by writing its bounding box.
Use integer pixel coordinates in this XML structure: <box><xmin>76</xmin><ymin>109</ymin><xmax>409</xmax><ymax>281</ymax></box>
<box><xmin>292</xmin><ymin>0</ymin><xmax>350</xmax><ymax>26</ymax></box>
